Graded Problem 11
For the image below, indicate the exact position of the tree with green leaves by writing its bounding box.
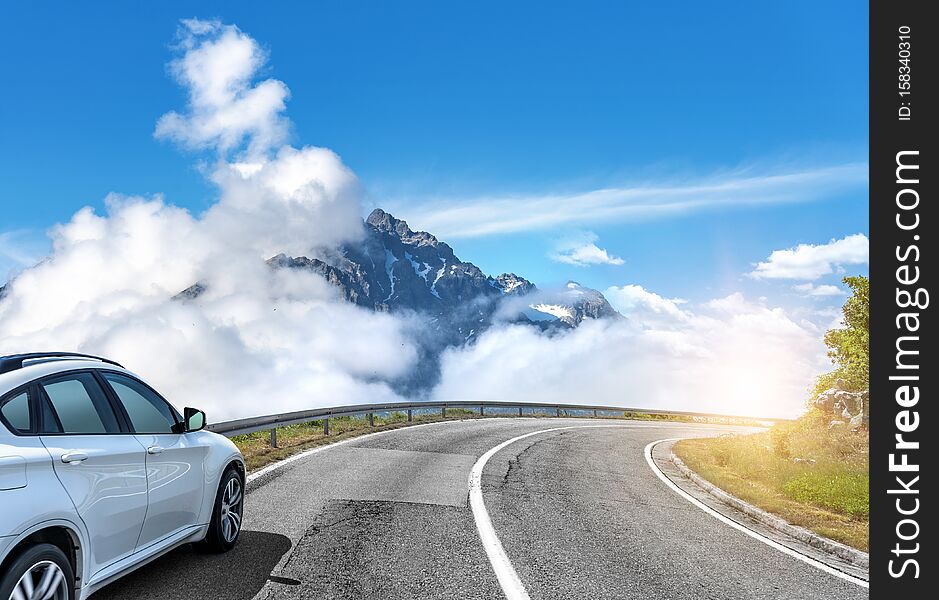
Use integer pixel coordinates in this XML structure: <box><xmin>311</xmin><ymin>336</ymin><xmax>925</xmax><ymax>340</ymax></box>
<box><xmin>814</xmin><ymin>276</ymin><xmax>869</xmax><ymax>395</ymax></box>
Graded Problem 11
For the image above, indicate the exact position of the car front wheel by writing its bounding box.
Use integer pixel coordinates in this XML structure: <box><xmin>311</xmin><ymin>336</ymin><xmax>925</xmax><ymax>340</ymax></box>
<box><xmin>198</xmin><ymin>467</ymin><xmax>244</xmax><ymax>553</ymax></box>
<box><xmin>0</xmin><ymin>543</ymin><xmax>74</xmax><ymax>600</ymax></box>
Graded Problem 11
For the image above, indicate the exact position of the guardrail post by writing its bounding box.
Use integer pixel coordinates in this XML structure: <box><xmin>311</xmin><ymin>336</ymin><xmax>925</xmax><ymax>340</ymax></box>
<box><xmin>480</xmin><ymin>406</ymin><xmax>484</xmax><ymax>417</ymax></box>
<box><xmin>368</xmin><ymin>412</ymin><xmax>374</xmax><ymax>427</ymax></box>
<box><xmin>207</xmin><ymin>404</ymin><xmax>792</xmax><ymax>440</ymax></box>
<box><xmin>593</xmin><ymin>409</ymin><xmax>598</xmax><ymax>418</ymax></box>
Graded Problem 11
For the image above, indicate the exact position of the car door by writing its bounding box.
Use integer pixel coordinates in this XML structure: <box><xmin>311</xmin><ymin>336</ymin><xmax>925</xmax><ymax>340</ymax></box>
<box><xmin>37</xmin><ymin>371</ymin><xmax>149</xmax><ymax>577</ymax></box>
<box><xmin>99</xmin><ymin>372</ymin><xmax>207</xmax><ymax>549</ymax></box>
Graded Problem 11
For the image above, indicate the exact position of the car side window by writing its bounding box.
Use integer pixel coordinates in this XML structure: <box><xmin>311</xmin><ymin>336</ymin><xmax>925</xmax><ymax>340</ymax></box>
<box><xmin>0</xmin><ymin>391</ymin><xmax>31</xmax><ymax>434</ymax></box>
<box><xmin>40</xmin><ymin>373</ymin><xmax>121</xmax><ymax>434</ymax></box>
<box><xmin>102</xmin><ymin>373</ymin><xmax>178</xmax><ymax>434</ymax></box>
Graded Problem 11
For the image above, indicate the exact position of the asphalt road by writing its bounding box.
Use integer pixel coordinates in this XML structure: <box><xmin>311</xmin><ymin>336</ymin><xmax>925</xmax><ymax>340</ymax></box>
<box><xmin>92</xmin><ymin>418</ymin><xmax>868</xmax><ymax>600</ymax></box>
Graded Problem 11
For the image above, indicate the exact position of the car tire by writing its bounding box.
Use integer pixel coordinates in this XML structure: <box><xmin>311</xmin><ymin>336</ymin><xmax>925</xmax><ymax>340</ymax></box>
<box><xmin>197</xmin><ymin>467</ymin><xmax>244</xmax><ymax>553</ymax></box>
<box><xmin>0</xmin><ymin>543</ymin><xmax>74</xmax><ymax>600</ymax></box>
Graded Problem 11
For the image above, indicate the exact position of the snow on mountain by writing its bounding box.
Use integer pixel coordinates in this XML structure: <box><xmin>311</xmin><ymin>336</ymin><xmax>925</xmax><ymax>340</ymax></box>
<box><xmin>492</xmin><ymin>273</ymin><xmax>536</xmax><ymax>296</ymax></box>
<box><xmin>176</xmin><ymin>208</ymin><xmax>622</xmax><ymax>393</ymax></box>
<box><xmin>529</xmin><ymin>303</ymin><xmax>574</xmax><ymax>321</ymax></box>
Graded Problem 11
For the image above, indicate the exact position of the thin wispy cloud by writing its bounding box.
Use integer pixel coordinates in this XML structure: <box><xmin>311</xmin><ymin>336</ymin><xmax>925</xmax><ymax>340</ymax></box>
<box><xmin>396</xmin><ymin>163</ymin><xmax>867</xmax><ymax>239</ymax></box>
<box><xmin>0</xmin><ymin>231</ymin><xmax>39</xmax><ymax>267</ymax></box>
<box><xmin>750</xmin><ymin>233</ymin><xmax>869</xmax><ymax>280</ymax></box>
<box><xmin>0</xmin><ymin>230</ymin><xmax>47</xmax><ymax>284</ymax></box>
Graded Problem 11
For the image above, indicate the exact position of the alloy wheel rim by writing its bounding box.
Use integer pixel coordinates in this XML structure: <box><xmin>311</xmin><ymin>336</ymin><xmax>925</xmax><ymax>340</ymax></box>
<box><xmin>220</xmin><ymin>476</ymin><xmax>243</xmax><ymax>543</ymax></box>
<box><xmin>9</xmin><ymin>560</ymin><xmax>68</xmax><ymax>600</ymax></box>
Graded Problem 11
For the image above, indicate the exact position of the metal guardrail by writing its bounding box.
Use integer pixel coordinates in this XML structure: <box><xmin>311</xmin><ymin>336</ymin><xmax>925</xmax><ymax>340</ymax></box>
<box><xmin>207</xmin><ymin>400</ymin><xmax>789</xmax><ymax>448</ymax></box>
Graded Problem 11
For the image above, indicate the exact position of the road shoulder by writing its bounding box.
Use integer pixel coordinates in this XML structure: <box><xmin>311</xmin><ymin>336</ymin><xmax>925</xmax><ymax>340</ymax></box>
<box><xmin>650</xmin><ymin>439</ymin><xmax>869</xmax><ymax>583</ymax></box>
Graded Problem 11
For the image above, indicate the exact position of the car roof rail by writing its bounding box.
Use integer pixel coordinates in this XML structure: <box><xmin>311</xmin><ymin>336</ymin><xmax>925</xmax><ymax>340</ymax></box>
<box><xmin>0</xmin><ymin>352</ymin><xmax>124</xmax><ymax>375</ymax></box>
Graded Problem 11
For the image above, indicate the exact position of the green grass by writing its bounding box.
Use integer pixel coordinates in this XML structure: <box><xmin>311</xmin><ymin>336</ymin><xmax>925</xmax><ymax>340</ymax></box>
<box><xmin>783</xmin><ymin>472</ymin><xmax>869</xmax><ymax>517</ymax></box>
<box><xmin>231</xmin><ymin>407</ymin><xmax>765</xmax><ymax>473</ymax></box>
<box><xmin>622</xmin><ymin>411</ymin><xmax>696</xmax><ymax>422</ymax></box>
<box><xmin>231</xmin><ymin>410</ymin><xmax>479</xmax><ymax>471</ymax></box>
<box><xmin>673</xmin><ymin>410</ymin><xmax>869</xmax><ymax>551</ymax></box>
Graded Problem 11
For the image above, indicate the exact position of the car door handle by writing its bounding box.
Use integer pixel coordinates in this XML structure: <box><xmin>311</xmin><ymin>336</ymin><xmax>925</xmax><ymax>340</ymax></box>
<box><xmin>147</xmin><ymin>445</ymin><xmax>165</xmax><ymax>455</ymax></box>
<box><xmin>61</xmin><ymin>452</ymin><xmax>88</xmax><ymax>464</ymax></box>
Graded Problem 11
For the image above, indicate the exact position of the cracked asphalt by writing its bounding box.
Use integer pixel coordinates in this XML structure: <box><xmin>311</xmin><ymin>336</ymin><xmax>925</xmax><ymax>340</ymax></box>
<box><xmin>91</xmin><ymin>418</ymin><xmax>867</xmax><ymax>600</ymax></box>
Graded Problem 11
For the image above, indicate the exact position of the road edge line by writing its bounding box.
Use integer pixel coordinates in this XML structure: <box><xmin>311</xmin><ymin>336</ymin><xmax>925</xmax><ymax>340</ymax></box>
<box><xmin>668</xmin><ymin>449</ymin><xmax>869</xmax><ymax>568</ymax></box>
<box><xmin>644</xmin><ymin>438</ymin><xmax>869</xmax><ymax>589</ymax></box>
<box><xmin>243</xmin><ymin>417</ymin><xmax>697</xmax><ymax>485</ymax></box>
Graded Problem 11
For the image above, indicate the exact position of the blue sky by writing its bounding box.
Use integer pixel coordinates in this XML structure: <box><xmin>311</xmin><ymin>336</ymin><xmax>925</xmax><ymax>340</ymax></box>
<box><xmin>0</xmin><ymin>1</ymin><xmax>868</xmax><ymax>308</ymax></box>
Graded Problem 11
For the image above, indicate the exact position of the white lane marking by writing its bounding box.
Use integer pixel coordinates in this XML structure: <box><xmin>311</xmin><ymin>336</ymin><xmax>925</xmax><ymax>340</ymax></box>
<box><xmin>245</xmin><ymin>417</ymin><xmax>703</xmax><ymax>485</ymax></box>
<box><xmin>469</xmin><ymin>425</ymin><xmax>631</xmax><ymax>600</ymax></box>
<box><xmin>246</xmin><ymin>420</ymin><xmax>756</xmax><ymax>596</ymax></box>
<box><xmin>644</xmin><ymin>439</ymin><xmax>869</xmax><ymax>589</ymax></box>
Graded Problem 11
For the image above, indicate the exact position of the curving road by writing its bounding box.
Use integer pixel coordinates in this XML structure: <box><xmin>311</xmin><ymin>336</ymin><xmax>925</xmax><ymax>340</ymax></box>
<box><xmin>92</xmin><ymin>418</ymin><xmax>867</xmax><ymax>600</ymax></box>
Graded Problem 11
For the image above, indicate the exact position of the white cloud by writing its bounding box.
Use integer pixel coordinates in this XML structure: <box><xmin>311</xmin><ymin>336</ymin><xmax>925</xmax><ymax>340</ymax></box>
<box><xmin>204</xmin><ymin>145</ymin><xmax>365</xmax><ymax>258</ymax></box>
<box><xmin>750</xmin><ymin>233</ymin><xmax>868</xmax><ymax>280</ymax></box>
<box><xmin>605</xmin><ymin>284</ymin><xmax>689</xmax><ymax>329</ymax></box>
<box><xmin>706</xmin><ymin>292</ymin><xmax>757</xmax><ymax>314</ymax></box>
<box><xmin>433</xmin><ymin>291</ymin><xmax>827</xmax><ymax>419</ymax></box>
<box><xmin>154</xmin><ymin>19</ymin><xmax>290</xmax><ymax>158</ymax></box>
<box><xmin>0</xmin><ymin>20</ymin><xmax>836</xmax><ymax>424</ymax></box>
<box><xmin>392</xmin><ymin>163</ymin><xmax>868</xmax><ymax>239</ymax></box>
<box><xmin>0</xmin><ymin>197</ymin><xmax>413</xmax><ymax>422</ymax></box>
<box><xmin>793</xmin><ymin>283</ymin><xmax>846</xmax><ymax>297</ymax></box>
<box><xmin>0</xmin><ymin>22</ymin><xmax>398</xmax><ymax>421</ymax></box>
<box><xmin>550</xmin><ymin>232</ymin><xmax>624</xmax><ymax>266</ymax></box>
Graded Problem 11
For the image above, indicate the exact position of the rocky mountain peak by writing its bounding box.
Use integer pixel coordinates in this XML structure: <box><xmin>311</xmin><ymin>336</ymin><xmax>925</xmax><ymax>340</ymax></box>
<box><xmin>165</xmin><ymin>207</ymin><xmax>622</xmax><ymax>395</ymax></box>
<box><xmin>367</xmin><ymin>208</ymin><xmax>445</xmax><ymax>250</ymax></box>
<box><xmin>366</xmin><ymin>207</ymin><xmax>403</xmax><ymax>232</ymax></box>
<box><xmin>492</xmin><ymin>273</ymin><xmax>536</xmax><ymax>296</ymax></box>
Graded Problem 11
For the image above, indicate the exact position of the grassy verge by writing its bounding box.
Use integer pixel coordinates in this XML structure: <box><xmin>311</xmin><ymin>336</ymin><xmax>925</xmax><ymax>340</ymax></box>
<box><xmin>231</xmin><ymin>408</ymin><xmax>610</xmax><ymax>471</ymax></box>
<box><xmin>673</xmin><ymin>410</ymin><xmax>869</xmax><ymax>551</ymax></box>
<box><xmin>232</xmin><ymin>408</ymin><xmax>764</xmax><ymax>473</ymax></box>
<box><xmin>232</xmin><ymin>409</ymin><xmax>475</xmax><ymax>471</ymax></box>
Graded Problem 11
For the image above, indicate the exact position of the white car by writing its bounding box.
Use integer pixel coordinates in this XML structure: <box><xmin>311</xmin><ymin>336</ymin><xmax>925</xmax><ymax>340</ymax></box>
<box><xmin>0</xmin><ymin>353</ymin><xmax>245</xmax><ymax>600</ymax></box>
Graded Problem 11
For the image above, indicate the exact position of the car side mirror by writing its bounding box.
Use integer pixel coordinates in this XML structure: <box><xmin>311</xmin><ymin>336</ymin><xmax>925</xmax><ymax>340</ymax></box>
<box><xmin>184</xmin><ymin>407</ymin><xmax>206</xmax><ymax>433</ymax></box>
